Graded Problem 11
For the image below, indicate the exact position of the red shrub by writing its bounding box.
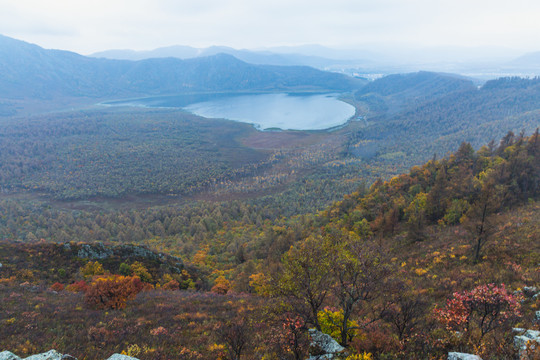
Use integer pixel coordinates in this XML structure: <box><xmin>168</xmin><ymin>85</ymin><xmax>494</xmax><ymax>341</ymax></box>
<box><xmin>435</xmin><ymin>283</ymin><xmax>521</xmax><ymax>339</ymax></box>
<box><xmin>66</xmin><ymin>280</ymin><xmax>89</xmax><ymax>293</ymax></box>
<box><xmin>50</xmin><ymin>282</ymin><xmax>65</xmax><ymax>292</ymax></box>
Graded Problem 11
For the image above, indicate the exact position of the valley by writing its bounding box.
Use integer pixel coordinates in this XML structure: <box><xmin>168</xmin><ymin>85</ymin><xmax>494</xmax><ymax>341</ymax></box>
<box><xmin>1</xmin><ymin>34</ymin><xmax>540</xmax><ymax>360</ymax></box>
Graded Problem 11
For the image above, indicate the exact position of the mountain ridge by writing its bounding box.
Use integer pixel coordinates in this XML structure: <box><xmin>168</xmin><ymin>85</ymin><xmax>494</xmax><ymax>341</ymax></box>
<box><xmin>0</xmin><ymin>35</ymin><xmax>365</xmax><ymax>106</ymax></box>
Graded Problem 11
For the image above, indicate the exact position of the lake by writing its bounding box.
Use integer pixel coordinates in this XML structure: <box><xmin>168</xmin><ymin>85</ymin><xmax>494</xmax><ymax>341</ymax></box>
<box><xmin>104</xmin><ymin>93</ymin><xmax>356</xmax><ymax>131</ymax></box>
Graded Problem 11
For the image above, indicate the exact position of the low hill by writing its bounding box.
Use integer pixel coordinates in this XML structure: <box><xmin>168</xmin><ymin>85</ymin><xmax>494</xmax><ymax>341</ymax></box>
<box><xmin>0</xmin><ymin>241</ymin><xmax>199</xmax><ymax>289</ymax></box>
<box><xmin>507</xmin><ymin>51</ymin><xmax>540</xmax><ymax>70</ymax></box>
<box><xmin>355</xmin><ymin>71</ymin><xmax>476</xmax><ymax>115</ymax></box>
<box><xmin>348</xmin><ymin>75</ymin><xmax>540</xmax><ymax>175</ymax></box>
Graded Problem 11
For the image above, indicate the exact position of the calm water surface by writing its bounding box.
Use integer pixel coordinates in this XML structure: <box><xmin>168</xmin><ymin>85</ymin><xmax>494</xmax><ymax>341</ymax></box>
<box><xmin>105</xmin><ymin>93</ymin><xmax>356</xmax><ymax>131</ymax></box>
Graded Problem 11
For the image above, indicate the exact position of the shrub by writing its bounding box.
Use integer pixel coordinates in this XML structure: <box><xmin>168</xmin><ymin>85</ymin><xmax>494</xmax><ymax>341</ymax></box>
<box><xmin>119</xmin><ymin>262</ymin><xmax>132</xmax><ymax>276</ymax></box>
<box><xmin>80</xmin><ymin>261</ymin><xmax>105</xmax><ymax>277</ymax></box>
<box><xmin>318</xmin><ymin>308</ymin><xmax>361</xmax><ymax>343</ymax></box>
<box><xmin>84</xmin><ymin>275</ymin><xmax>144</xmax><ymax>309</ymax></box>
<box><xmin>49</xmin><ymin>282</ymin><xmax>65</xmax><ymax>291</ymax></box>
<box><xmin>130</xmin><ymin>261</ymin><xmax>152</xmax><ymax>283</ymax></box>
<box><xmin>162</xmin><ymin>279</ymin><xmax>180</xmax><ymax>290</ymax></box>
<box><xmin>435</xmin><ymin>283</ymin><xmax>521</xmax><ymax>347</ymax></box>
<box><xmin>66</xmin><ymin>280</ymin><xmax>89</xmax><ymax>293</ymax></box>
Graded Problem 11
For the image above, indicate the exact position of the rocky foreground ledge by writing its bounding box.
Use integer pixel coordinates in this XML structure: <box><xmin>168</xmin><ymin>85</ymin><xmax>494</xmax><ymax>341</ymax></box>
<box><xmin>0</xmin><ymin>351</ymin><xmax>139</xmax><ymax>360</ymax></box>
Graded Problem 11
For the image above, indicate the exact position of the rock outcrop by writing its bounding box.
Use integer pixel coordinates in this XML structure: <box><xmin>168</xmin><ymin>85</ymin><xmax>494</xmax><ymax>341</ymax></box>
<box><xmin>523</xmin><ymin>286</ymin><xmax>539</xmax><ymax>299</ymax></box>
<box><xmin>74</xmin><ymin>243</ymin><xmax>183</xmax><ymax>272</ymax></box>
<box><xmin>0</xmin><ymin>352</ymin><xmax>139</xmax><ymax>360</ymax></box>
<box><xmin>447</xmin><ymin>352</ymin><xmax>482</xmax><ymax>360</ymax></box>
<box><xmin>516</xmin><ymin>286</ymin><xmax>540</xmax><ymax>301</ymax></box>
<box><xmin>307</xmin><ymin>329</ymin><xmax>347</xmax><ymax>360</ymax></box>
<box><xmin>104</xmin><ymin>355</ymin><xmax>138</xmax><ymax>360</ymax></box>
<box><xmin>514</xmin><ymin>328</ymin><xmax>540</xmax><ymax>357</ymax></box>
<box><xmin>0</xmin><ymin>351</ymin><xmax>21</xmax><ymax>360</ymax></box>
<box><xmin>0</xmin><ymin>351</ymin><xmax>67</xmax><ymax>360</ymax></box>
<box><xmin>77</xmin><ymin>243</ymin><xmax>113</xmax><ymax>260</ymax></box>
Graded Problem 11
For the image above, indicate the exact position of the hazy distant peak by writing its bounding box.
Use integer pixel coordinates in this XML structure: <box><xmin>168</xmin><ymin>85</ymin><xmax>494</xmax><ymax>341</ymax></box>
<box><xmin>508</xmin><ymin>51</ymin><xmax>540</xmax><ymax>67</ymax></box>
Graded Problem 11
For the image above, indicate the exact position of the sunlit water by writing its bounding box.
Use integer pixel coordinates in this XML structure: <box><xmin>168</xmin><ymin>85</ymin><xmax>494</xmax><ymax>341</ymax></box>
<box><xmin>105</xmin><ymin>93</ymin><xmax>356</xmax><ymax>131</ymax></box>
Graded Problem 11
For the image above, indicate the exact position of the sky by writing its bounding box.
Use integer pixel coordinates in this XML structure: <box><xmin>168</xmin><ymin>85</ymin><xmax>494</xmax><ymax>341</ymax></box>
<box><xmin>1</xmin><ymin>0</ymin><xmax>540</xmax><ymax>56</ymax></box>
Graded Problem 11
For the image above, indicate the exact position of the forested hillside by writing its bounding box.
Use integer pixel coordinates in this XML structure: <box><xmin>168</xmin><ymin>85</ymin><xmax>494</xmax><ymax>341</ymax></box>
<box><xmin>0</xmin><ymin>35</ymin><xmax>363</xmax><ymax>103</ymax></box>
<box><xmin>348</xmin><ymin>75</ymin><xmax>540</xmax><ymax>176</ymax></box>
<box><xmin>2</xmin><ymin>38</ymin><xmax>540</xmax><ymax>358</ymax></box>
<box><xmin>2</xmin><ymin>74</ymin><xmax>540</xmax><ymax>208</ymax></box>
<box><xmin>1</xmin><ymin>132</ymin><xmax>539</xmax><ymax>359</ymax></box>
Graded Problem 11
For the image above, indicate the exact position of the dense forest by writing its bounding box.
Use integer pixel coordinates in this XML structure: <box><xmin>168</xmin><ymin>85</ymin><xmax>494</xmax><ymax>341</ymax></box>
<box><xmin>1</xmin><ymin>130</ymin><xmax>539</xmax><ymax>359</ymax></box>
<box><xmin>2</xmin><ymin>65</ymin><xmax>540</xmax><ymax>359</ymax></box>
<box><xmin>2</xmin><ymin>74</ymin><xmax>540</xmax><ymax>207</ymax></box>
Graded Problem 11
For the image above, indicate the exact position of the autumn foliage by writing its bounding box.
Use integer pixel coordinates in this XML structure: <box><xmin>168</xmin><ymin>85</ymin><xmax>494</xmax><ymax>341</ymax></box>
<box><xmin>211</xmin><ymin>276</ymin><xmax>231</xmax><ymax>295</ymax></box>
<box><xmin>435</xmin><ymin>283</ymin><xmax>521</xmax><ymax>342</ymax></box>
<box><xmin>65</xmin><ymin>280</ymin><xmax>89</xmax><ymax>293</ymax></box>
<box><xmin>49</xmin><ymin>282</ymin><xmax>65</xmax><ymax>292</ymax></box>
<box><xmin>84</xmin><ymin>275</ymin><xmax>144</xmax><ymax>309</ymax></box>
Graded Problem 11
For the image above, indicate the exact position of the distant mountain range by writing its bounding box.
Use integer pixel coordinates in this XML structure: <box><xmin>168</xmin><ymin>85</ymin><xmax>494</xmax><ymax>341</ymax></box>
<box><xmin>90</xmin><ymin>45</ymin><xmax>377</xmax><ymax>69</ymax></box>
<box><xmin>0</xmin><ymin>35</ymin><xmax>366</xmax><ymax>104</ymax></box>
<box><xmin>90</xmin><ymin>43</ymin><xmax>540</xmax><ymax>77</ymax></box>
<box><xmin>506</xmin><ymin>51</ymin><xmax>540</xmax><ymax>71</ymax></box>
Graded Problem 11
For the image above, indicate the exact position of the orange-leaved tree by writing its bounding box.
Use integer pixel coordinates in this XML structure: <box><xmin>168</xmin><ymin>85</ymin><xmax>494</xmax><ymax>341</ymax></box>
<box><xmin>84</xmin><ymin>275</ymin><xmax>144</xmax><ymax>309</ymax></box>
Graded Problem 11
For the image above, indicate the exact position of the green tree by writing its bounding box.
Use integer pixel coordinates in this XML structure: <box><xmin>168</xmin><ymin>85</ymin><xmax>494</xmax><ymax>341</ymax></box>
<box><xmin>327</xmin><ymin>232</ymin><xmax>387</xmax><ymax>346</ymax></box>
<box><xmin>271</xmin><ymin>235</ymin><xmax>333</xmax><ymax>331</ymax></box>
<box><xmin>404</xmin><ymin>192</ymin><xmax>428</xmax><ymax>241</ymax></box>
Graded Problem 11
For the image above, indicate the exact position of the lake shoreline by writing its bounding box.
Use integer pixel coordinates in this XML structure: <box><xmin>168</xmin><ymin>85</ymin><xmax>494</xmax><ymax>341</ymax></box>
<box><xmin>101</xmin><ymin>91</ymin><xmax>356</xmax><ymax>131</ymax></box>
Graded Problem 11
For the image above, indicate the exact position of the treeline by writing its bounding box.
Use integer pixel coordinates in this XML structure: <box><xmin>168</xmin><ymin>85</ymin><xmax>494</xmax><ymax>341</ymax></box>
<box><xmin>329</xmin><ymin>130</ymin><xmax>540</xmax><ymax>241</ymax></box>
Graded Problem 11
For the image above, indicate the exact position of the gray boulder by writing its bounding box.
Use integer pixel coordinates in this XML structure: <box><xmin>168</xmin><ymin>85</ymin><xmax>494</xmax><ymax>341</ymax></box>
<box><xmin>0</xmin><ymin>351</ymin><xmax>21</xmax><ymax>360</ymax></box>
<box><xmin>514</xmin><ymin>329</ymin><xmax>540</xmax><ymax>355</ymax></box>
<box><xmin>105</xmin><ymin>355</ymin><xmax>139</xmax><ymax>360</ymax></box>
<box><xmin>0</xmin><ymin>351</ymin><xmax>78</xmax><ymax>360</ymax></box>
<box><xmin>24</xmin><ymin>350</ymin><xmax>63</xmax><ymax>360</ymax></box>
<box><xmin>523</xmin><ymin>286</ymin><xmax>538</xmax><ymax>297</ymax></box>
<box><xmin>307</xmin><ymin>329</ymin><xmax>347</xmax><ymax>360</ymax></box>
<box><xmin>447</xmin><ymin>353</ymin><xmax>482</xmax><ymax>360</ymax></box>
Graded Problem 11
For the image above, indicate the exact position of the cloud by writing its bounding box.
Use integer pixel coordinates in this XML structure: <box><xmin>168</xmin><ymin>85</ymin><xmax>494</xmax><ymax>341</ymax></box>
<box><xmin>0</xmin><ymin>0</ymin><xmax>539</xmax><ymax>54</ymax></box>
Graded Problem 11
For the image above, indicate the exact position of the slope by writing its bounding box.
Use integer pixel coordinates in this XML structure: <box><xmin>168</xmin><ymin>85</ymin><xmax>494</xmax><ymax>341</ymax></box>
<box><xmin>0</xmin><ymin>133</ymin><xmax>539</xmax><ymax>360</ymax></box>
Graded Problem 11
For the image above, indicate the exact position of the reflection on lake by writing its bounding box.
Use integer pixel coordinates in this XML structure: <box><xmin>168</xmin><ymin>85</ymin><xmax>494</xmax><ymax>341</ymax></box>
<box><xmin>105</xmin><ymin>93</ymin><xmax>356</xmax><ymax>131</ymax></box>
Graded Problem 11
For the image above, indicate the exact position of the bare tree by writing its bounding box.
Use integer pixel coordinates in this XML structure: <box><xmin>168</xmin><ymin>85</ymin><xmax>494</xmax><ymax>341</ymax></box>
<box><xmin>218</xmin><ymin>318</ymin><xmax>252</xmax><ymax>360</ymax></box>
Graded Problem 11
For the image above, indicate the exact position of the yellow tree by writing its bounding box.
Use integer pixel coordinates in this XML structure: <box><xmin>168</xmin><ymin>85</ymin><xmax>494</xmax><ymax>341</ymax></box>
<box><xmin>271</xmin><ymin>235</ymin><xmax>333</xmax><ymax>331</ymax></box>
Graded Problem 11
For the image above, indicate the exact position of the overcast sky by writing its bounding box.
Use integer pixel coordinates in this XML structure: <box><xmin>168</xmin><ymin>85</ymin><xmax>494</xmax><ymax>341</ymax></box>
<box><xmin>1</xmin><ymin>0</ymin><xmax>540</xmax><ymax>55</ymax></box>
